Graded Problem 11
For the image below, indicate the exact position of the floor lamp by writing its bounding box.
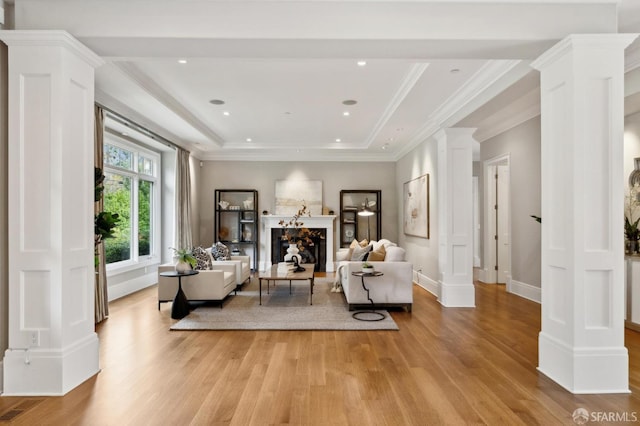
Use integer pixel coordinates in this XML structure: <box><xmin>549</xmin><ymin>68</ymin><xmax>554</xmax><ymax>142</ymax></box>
<box><xmin>358</xmin><ymin>198</ymin><xmax>374</xmax><ymax>240</ymax></box>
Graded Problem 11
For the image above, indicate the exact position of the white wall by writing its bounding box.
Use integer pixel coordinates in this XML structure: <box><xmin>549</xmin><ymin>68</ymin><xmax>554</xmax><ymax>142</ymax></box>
<box><xmin>197</xmin><ymin>161</ymin><xmax>397</xmax><ymax>257</ymax></box>
<box><xmin>0</xmin><ymin>41</ymin><xmax>8</xmax><ymax>383</ymax></box>
<box><xmin>396</xmin><ymin>137</ymin><xmax>439</xmax><ymax>284</ymax></box>
<box><xmin>480</xmin><ymin>116</ymin><xmax>541</xmax><ymax>289</ymax></box>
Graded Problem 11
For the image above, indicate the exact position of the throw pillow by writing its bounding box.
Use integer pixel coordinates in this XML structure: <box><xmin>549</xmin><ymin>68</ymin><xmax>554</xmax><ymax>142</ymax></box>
<box><xmin>367</xmin><ymin>244</ymin><xmax>386</xmax><ymax>261</ymax></box>
<box><xmin>350</xmin><ymin>244</ymin><xmax>372</xmax><ymax>261</ymax></box>
<box><xmin>372</xmin><ymin>238</ymin><xmax>397</xmax><ymax>251</ymax></box>
<box><xmin>211</xmin><ymin>242</ymin><xmax>231</xmax><ymax>261</ymax></box>
<box><xmin>192</xmin><ymin>246</ymin><xmax>212</xmax><ymax>270</ymax></box>
<box><xmin>349</xmin><ymin>238</ymin><xmax>369</xmax><ymax>249</ymax></box>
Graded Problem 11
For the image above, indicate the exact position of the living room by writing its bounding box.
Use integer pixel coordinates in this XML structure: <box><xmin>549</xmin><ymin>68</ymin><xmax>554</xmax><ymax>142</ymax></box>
<box><xmin>3</xmin><ymin>0</ymin><xmax>640</xmax><ymax>418</ymax></box>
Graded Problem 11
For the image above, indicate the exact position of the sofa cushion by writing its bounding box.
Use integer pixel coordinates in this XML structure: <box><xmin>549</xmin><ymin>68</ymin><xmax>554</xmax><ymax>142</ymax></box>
<box><xmin>367</xmin><ymin>244</ymin><xmax>386</xmax><ymax>261</ymax></box>
<box><xmin>350</xmin><ymin>244</ymin><xmax>372</xmax><ymax>261</ymax></box>
<box><xmin>192</xmin><ymin>246</ymin><xmax>212</xmax><ymax>270</ymax></box>
<box><xmin>211</xmin><ymin>242</ymin><xmax>231</xmax><ymax>261</ymax></box>
<box><xmin>385</xmin><ymin>246</ymin><xmax>406</xmax><ymax>261</ymax></box>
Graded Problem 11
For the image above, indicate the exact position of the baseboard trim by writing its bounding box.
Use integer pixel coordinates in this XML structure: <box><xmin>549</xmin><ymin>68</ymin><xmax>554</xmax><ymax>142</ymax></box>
<box><xmin>414</xmin><ymin>270</ymin><xmax>439</xmax><ymax>298</ymax></box>
<box><xmin>108</xmin><ymin>272</ymin><xmax>157</xmax><ymax>302</ymax></box>
<box><xmin>508</xmin><ymin>279</ymin><xmax>541</xmax><ymax>304</ymax></box>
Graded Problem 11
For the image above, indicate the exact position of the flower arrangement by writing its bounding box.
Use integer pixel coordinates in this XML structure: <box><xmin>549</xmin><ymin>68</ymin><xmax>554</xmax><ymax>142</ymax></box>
<box><xmin>170</xmin><ymin>247</ymin><xmax>197</xmax><ymax>269</ymax></box>
<box><xmin>278</xmin><ymin>203</ymin><xmax>321</xmax><ymax>250</ymax></box>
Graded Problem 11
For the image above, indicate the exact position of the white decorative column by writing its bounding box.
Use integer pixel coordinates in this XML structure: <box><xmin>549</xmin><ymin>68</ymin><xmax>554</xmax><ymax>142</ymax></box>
<box><xmin>532</xmin><ymin>34</ymin><xmax>637</xmax><ymax>394</ymax></box>
<box><xmin>0</xmin><ymin>31</ymin><xmax>104</xmax><ymax>395</ymax></box>
<box><xmin>436</xmin><ymin>128</ymin><xmax>476</xmax><ymax>307</ymax></box>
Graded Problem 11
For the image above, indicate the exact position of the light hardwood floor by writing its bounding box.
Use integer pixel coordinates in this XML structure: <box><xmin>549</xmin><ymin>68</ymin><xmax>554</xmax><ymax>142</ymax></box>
<box><xmin>2</xmin><ymin>275</ymin><xmax>640</xmax><ymax>425</ymax></box>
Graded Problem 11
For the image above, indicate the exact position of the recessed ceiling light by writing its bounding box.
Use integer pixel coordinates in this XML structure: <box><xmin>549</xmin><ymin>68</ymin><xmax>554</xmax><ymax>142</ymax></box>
<box><xmin>335</xmin><ymin>138</ymin><xmax>341</xmax><ymax>142</ymax></box>
<box><xmin>343</xmin><ymin>111</ymin><xmax>350</xmax><ymax>117</ymax></box>
<box><xmin>382</xmin><ymin>143</ymin><xmax>390</xmax><ymax>150</ymax></box>
<box><xmin>357</xmin><ymin>60</ymin><xmax>367</xmax><ymax>67</ymax></box>
<box><xmin>223</xmin><ymin>111</ymin><xmax>230</xmax><ymax>116</ymax></box>
<box><xmin>122</xmin><ymin>132</ymin><xmax>129</xmax><ymax>136</ymax></box>
<box><xmin>178</xmin><ymin>59</ymin><xmax>187</xmax><ymax>64</ymax></box>
<box><xmin>246</xmin><ymin>138</ymin><xmax>252</xmax><ymax>142</ymax></box>
<box><xmin>450</xmin><ymin>68</ymin><xmax>460</xmax><ymax>74</ymax></box>
<box><xmin>342</xmin><ymin>100</ymin><xmax>357</xmax><ymax>106</ymax></box>
<box><xmin>209</xmin><ymin>99</ymin><xmax>225</xmax><ymax>105</ymax></box>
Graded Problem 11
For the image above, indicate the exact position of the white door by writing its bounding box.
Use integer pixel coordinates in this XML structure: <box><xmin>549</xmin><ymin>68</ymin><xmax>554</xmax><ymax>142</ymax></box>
<box><xmin>496</xmin><ymin>165</ymin><xmax>510</xmax><ymax>283</ymax></box>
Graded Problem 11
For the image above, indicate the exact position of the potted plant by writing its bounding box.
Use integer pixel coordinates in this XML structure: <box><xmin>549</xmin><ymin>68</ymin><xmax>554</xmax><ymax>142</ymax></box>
<box><xmin>625</xmin><ymin>216</ymin><xmax>640</xmax><ymax>254</ymax></box>
<box><xmin>170</xmin><ymin>247</ymin><xmax>197</xmax><ymax>272</ymax></box>
<box><xmin>362</xmin><ymin>261</ymin><xmax>375</xmax><ymax>274</ymax></box>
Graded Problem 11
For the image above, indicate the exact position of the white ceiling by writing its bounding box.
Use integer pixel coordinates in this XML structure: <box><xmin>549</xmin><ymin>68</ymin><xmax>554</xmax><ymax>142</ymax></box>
<box><xmin>6</xmin><ymin>0</ymin><xmax>640</xmax><ymax>161</ymax></box>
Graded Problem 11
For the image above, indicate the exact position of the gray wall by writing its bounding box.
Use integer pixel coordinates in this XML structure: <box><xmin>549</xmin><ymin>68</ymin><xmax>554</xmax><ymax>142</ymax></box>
<box><xmin>396</xmin><ymin>137</ymin><xmax>439</xmax><ymax>281</ymax></box>
<box><xmin>197</xmin><ymin>161</ymin><xmax>397</xmax><ymax>256</ymax></box>
<box><xmin>481</xmin><ymin>116</ymin><xmax>541</xmax><ymax>288</ymax></box>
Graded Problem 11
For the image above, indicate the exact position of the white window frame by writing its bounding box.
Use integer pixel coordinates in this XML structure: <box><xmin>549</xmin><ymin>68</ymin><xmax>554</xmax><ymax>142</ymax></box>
<box><xmin>103</xmin><ymin>136</ymin><xmax>162</xmax><ymax>275</ymax></box>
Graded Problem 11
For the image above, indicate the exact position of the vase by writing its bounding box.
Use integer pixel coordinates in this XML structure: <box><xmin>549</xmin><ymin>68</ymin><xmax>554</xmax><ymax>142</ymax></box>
<box><xmin>284</xmin><ymin>243</ymin><xmax>300</xmax><ymax>262</ymax></box>
<box><xmin>175</xmin><ymin>260</ymin><xmax>192</xmax><ymax>273</ymax></box>
<box><xmin>630</xmin><ymin>158</ymin><xmax>640</xmax><ymax>188</ymax></box>
<box><xmin>362</xmin><ymin>267</ymin><xmax>374</xmax><ymax>274</ymax></box>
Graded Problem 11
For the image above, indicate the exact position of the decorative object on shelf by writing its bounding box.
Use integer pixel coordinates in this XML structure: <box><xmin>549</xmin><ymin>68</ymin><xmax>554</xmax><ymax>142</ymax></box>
<box><xmin>362</xmin><ymin>262</ymin><xmax>374</xmax><ymax>274</ymax></box>
<box><xmin>215</xmin><ymin>189</ymin><xmax>259</xmax><ymax>271</ymax></box>
<box><xmin>170</xmin><ymin>247</ymin><xmax>197</xmax><ymax>273</ymax></box>
<box><xmin>262</xmin><ymin>210</ymin><xmax>268</xmax><ymax>215</ymax></box>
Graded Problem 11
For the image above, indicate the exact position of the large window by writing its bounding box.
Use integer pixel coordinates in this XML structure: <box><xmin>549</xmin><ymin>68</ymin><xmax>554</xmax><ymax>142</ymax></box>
<box><xmin>103</xmin><ymin>140</ymin><xmax>160</xmax><ymax>269</ymax></box>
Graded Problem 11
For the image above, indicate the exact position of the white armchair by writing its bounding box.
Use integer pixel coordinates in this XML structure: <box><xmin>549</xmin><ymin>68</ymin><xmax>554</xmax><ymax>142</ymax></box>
<box><xmin>206</xmin><ymin>248</ymin><xmax>251</xmax><ymax>286</ymax></box>
<box><xmin>157</xmin><ymin>264</ymin><xmax>237</xmax><ymax>309</ymax></box>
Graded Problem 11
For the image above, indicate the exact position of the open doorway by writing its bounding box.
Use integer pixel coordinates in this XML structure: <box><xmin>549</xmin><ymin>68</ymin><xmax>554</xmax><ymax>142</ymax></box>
<box><xmin>483</xmin><ymin>154</ymin><xmax>511</xmax><ymax>284</ymax></box>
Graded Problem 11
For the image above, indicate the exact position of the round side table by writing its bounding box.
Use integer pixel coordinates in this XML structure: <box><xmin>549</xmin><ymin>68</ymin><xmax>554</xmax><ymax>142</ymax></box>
<box><xmin>351</xmin><ymin>271</ymin><xmax>385</xmax><ymax>321</ymax></box>
<box><xmin>159</xmin><ymin>269</ymin><xmax>199</xmax><ymax>319</ymax></box>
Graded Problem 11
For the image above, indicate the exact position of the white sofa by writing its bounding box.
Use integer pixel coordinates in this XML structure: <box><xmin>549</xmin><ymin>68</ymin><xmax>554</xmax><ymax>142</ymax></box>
<box><xmin>335</xmin><ymin>239</ymin><xmax>413</xmax><ymax>312</ymax></box>
<box><xmin>157</xmin><ymin>263</ymin><xmax>237</xmax><ymax>309</ymax></box>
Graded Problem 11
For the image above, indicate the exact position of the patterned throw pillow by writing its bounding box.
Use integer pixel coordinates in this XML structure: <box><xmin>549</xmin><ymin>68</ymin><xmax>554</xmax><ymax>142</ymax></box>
<box><xmin>211</xmin><ymin>242</ymin><xmax>231</xmax><ymax>261</ymax></box>
<box><xmin>192</xmin><ymin>246</ymin><xmax>211</xmax><ymax>270</ymax></box>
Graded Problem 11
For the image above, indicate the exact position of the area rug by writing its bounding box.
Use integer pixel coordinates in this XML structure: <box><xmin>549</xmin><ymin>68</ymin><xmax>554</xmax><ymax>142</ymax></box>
<box><xmin>170</xmin><ymin>277</ymin><xmax>398</xmax><ymax>331</ymax></box>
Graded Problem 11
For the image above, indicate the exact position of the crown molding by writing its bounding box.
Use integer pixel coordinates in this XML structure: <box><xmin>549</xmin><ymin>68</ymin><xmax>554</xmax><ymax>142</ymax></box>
<box><xmin>0</xmin><ymin>30</ymin><xmax>104</xmax><ymax>68</ymax></box>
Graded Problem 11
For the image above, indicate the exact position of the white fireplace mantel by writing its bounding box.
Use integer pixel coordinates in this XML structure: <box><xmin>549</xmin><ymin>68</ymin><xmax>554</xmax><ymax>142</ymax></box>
<box><xmin>260</xmin><ymin>215</ymin><xmax>336</xmax><ymax>272</ymax></box>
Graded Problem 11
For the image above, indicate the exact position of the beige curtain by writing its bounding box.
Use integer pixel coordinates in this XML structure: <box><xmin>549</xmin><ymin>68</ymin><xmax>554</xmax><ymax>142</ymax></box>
<box><xmin>94</xmin><ymin>105</ymin><xmax>109</xmax><ymax>323</ymax></box>
<box><xmin>174</xmin><ymin>148</ymin><xmax>193</xmax><ymax>250</ymax></box>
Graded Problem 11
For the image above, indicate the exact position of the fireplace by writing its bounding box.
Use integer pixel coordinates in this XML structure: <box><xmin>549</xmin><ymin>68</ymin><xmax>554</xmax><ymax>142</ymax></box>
<box><xmin>260</xmin><ymin>215</ymin><xmax>336</xmax><ymax>272</ymax></box>
<box><xmin>271</xmin><ymin>228</ymin><xmax>327</xmax><ymax>272</ymax></box>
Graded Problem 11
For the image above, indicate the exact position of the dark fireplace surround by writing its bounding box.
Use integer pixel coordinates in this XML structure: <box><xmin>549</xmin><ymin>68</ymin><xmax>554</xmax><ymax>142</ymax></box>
<box><xmin>271</xmin><ymin>228</ymin><xmax>327</xmax><ymax>272</ymax></box>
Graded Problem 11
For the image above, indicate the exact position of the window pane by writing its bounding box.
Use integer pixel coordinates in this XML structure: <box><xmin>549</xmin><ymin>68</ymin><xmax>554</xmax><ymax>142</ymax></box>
<box><xmin>138</xmin><ymin>180</ymin><xmax>152</xmax><ymax>257</ymax></box>
<box><xmin>138</xmin><ymin>156</ymin><xmax>154</xmax><ymax>176</ymax></box>
<box><xmin>104</xmin><ymin>144</ymin><xmax>133</xmax><ymax>170</ymax></box>
<box><xmin>104</xmin><ymin>173</ymin><xmax>131</xmax><ymax>263</ymax></box>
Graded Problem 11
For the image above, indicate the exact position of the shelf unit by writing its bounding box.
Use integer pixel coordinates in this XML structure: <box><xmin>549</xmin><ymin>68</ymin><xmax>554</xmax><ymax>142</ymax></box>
<box><xmin>214</xmin><ymin>189</ymin><xmax>259</xmax><ymax>270</ymax></box>
<box><xmin>339</xmin><ymin>190</ymin><xmax>381</xmax><ymax>247</ymax></box>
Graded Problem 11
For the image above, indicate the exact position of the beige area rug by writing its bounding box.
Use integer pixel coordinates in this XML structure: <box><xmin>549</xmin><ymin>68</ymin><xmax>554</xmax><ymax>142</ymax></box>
<box><xmin>170</xmin><ymin>277</ymin><xmax>399</xmax><ymax>331</ymax></box>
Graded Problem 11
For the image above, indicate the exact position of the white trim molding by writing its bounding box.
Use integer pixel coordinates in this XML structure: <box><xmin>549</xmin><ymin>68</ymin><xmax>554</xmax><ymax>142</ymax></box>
<box><xmin>507</xmin><ymin>278</ymin><xmax>541</xmax><ymax>304</ymax></box>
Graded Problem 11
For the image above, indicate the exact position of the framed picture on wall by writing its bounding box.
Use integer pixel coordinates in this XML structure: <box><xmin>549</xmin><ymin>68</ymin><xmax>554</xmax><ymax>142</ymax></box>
<box><xmin>403</xmin><ymin>174</ymin><xmax>429</xmax><ymax>238</ymax></box>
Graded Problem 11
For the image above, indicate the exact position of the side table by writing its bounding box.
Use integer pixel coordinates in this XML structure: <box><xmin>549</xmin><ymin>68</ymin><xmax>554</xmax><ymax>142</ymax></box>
<box><xmin>351</xmin><ymin>271</ymin><xmax>385</xmax><ymax>321</ymax></box>
<box><xmin>159</xmin><ymin>270</ymin><xmax>199</xmax><ymax>319</ymax></box>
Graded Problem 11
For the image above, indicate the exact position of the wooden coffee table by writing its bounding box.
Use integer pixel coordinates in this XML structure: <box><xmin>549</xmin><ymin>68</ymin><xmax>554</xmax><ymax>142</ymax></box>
<box><xmin>258</xmin><ymin>264</ymin><xmax>316</xmax><ymax>305</ymax></box>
